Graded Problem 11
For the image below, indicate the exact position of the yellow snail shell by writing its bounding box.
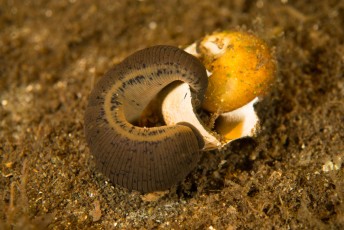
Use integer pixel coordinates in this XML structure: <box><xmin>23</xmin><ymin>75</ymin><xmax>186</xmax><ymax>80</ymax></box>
<box><xmin>162</xmin><ymin>31</ymin><xmax>276</xmax><ymax>150</ymax></box>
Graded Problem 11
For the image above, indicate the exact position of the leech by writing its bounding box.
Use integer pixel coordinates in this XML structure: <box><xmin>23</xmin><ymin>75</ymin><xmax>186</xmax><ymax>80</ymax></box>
<box><xmin>84</xmin><ymin>45</ymin><xmax>208</xmax><ymax>193</ymax></box>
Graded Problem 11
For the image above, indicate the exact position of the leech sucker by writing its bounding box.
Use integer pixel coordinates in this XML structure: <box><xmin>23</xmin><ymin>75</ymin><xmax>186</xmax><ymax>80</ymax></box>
<box><xmin>84</xmin><ymin>45</ymin><xmax>208</xmax><ymax>193</ymax></box>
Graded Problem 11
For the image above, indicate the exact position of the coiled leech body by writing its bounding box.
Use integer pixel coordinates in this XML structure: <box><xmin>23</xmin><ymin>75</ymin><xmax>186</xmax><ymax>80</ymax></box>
<box><xmin>84</xmin><ymin>45</ymin><xmax>208</xmax><ymax>193</ymax></box>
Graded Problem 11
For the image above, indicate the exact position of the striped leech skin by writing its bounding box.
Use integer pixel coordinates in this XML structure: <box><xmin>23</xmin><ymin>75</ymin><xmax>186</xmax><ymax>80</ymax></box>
<box><xmin>84</xmin><ymin>45</ymin><xmax>208</xmax><ymax>193</ymax></box>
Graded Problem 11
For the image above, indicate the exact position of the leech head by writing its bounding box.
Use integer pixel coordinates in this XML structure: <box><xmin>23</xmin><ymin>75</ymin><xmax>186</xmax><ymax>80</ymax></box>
<box><xmin>84</xmin><ymin>45</ymin><xmax>208</xmax><ymax>193</ymax></box>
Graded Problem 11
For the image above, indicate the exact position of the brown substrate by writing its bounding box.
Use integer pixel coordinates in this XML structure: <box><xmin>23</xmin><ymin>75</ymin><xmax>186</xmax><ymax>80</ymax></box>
<box><xmin>1</xmin><ymin>0</ymin><xmax>343</xmax><ymax>229</ymax></box>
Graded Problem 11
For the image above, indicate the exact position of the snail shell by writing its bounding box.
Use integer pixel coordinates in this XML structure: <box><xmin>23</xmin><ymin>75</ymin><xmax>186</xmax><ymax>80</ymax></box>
<box><xmin>84</xmin><ymin>45</ymin><xmax>208</xmax><ymax>193</ymax></box>
<box><xmin>162</xmin><ymin>31</ymin><xmax>274</xmax><ymax>149</ymax></box>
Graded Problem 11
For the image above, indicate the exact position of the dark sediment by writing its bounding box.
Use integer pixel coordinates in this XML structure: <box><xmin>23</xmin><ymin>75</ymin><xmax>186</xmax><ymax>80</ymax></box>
<box><xmin>0</xmin><ymin>1</ymin><xmax>343</xmax><ymax>229</ymax></box>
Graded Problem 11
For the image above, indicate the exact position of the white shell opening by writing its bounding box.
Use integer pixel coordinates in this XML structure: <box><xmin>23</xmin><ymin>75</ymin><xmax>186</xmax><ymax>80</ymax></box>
<box><xmin>162</xmin><ymin>82</ymin><xmax>260</xmax><ymax>150</ymax></box>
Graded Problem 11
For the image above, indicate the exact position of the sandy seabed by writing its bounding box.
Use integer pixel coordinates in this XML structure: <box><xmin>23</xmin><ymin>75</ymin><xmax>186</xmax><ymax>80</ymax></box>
<box><xmin>1</xmin><ymin>0</ymin><xmax>343</xmax><ymax>229</ymax></box>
